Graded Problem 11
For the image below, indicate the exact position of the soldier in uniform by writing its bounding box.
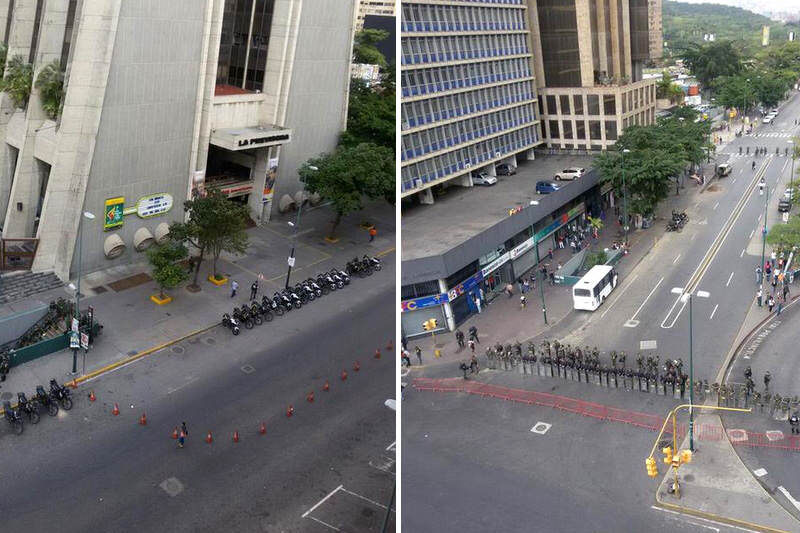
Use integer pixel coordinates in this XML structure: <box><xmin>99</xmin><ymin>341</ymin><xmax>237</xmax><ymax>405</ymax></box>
<box><xmin>455</xmin><ymin>329</ymin><xmax>465</xmax><ymax>349</ymax></box>
<box><xmin>790</xmin><ymin>412</ymin><xmax>800</xmax><ymax>435</ymax></box>
<box><xmin>764</xmin><ymin>371</ymin><xmax>771</xmax><ymax>391</ymax></box>
<box><xmin>459</xmin><ymin>361</ymin><xmax>469</xmax><ymax>379</ymax></box>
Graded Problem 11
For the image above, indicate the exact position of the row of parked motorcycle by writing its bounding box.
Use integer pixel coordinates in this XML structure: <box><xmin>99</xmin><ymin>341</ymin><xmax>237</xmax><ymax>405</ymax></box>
<box><xmin>3</xmin><ymin>379</ymin><xmax>73</xmax><ymax>435</ymax></box>
<box><xmin>221</xmin><ymin>255</ymin><xmax>382</xmax><ymax>335</ymax></box>
<box><xmin>666</xmin><ymin>210</ymin><xmax>689</xmax><ymax>232</ymax></box>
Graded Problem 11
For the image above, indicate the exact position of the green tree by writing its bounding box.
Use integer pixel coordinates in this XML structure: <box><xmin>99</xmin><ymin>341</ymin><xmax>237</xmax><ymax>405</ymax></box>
<box><xmin>34</xmin><ymin>60</ymin><xmax>64</xmax><ymax>120</ymax></box>
<box><xmin>353</xmin><ymin>29</ymin><xmax>389</xmax><ymax>69</ymax></box>
<box><xmin>4</xmin><ymin>55</ymin><xmax>32</xmax><ymax>109</ymax></box>
<box><xmin>767</xmin><ymin>215</ymin><xmax>800</xmax><ymax>251</ymax></box>
<box><xmin>147</xmin><ymin>242</ymin><xmax>188</xmax><ymax>300</ymax></box>
<box><xmin>298</xmin><ymin>143</ymin><xmax>394</xmax><ymax>239</ymax></box>
<box><xmin>753</xmin><ymin>73</ymin><xmax>788</xmax><ymax>108</ymax></box>
<box><xmin>169</xmin><ymin>189</ymin><xmax>250</xmax><ymax>287</ymax></box>
<box><xmin>682</xmin><ymin>41</ymin><xmax>742</xmax><ymax>88</ymax></box>
<box><xmin>340</xmin><ymin>77</ymin><xmax>395</xmax><ymax>150</ymax></box>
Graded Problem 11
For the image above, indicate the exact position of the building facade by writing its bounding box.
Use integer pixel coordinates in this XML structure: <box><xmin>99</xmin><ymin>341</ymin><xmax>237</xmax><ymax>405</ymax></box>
<box><xmin>528</xmin><ymin>0</ymin><xmax>658</xmax><ymax>150</ymax></box>
<box><xmin>355</xmin><ymin>0</ymin><xmax>396</xmax><ymax>31</ymax></box>
<box><xmin>400</xmin><ymin>0</ymin><xmax>544</xmax><ymax>203</ymax></box>
<box><xmin>0</xmin><ymin>0</ymin><xmax>354</xmax><ymax>282</ymax></box>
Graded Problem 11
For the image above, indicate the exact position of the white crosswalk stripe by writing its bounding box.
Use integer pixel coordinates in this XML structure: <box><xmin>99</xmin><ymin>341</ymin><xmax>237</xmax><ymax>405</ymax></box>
<box><xmin>752</xmin><ymin>132</ymin><xmax>792</xmax><ymax>138</ymax></box>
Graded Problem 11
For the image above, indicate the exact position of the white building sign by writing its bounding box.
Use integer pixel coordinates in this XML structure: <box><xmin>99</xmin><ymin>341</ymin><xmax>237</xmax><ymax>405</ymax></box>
<box><xmin>136</xmin><ymin>193</ymin><xmax>173</xmax><ymax>218</ymax></box>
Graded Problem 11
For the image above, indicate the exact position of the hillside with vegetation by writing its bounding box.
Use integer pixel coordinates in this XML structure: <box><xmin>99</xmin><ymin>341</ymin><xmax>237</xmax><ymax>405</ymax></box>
<box><xmin>664</xmin><ymin>1</ymin><xmax>800</xmax><ymax>57</ymax></box>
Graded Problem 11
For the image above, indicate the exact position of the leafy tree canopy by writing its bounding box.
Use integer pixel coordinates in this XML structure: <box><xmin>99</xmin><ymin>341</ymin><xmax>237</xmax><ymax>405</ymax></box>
<box><xmin>353</xmin><ymin>29</ymin><xmax>390</xmax><ymax>69</ymax></box>
<box><xmin>35</xmin><ymin>60</ymin><xmax>64</xmax><ymax>120</ymax></box>
<box><xmin>340</xmin><ymin>76</ymin><xmax>395</xmax><ymax>151</ymax></box>
<box><xmin>4</xmin><ymin>55</ymin><xmax>32</xmax><ymax>109</ymax></box>
<box><xmin>767</xmin><ymin>214</ymin><xmax>800</xmax><ymax>252</ymax></box>
<box><xmin>147</xmin><ymin>242</ymin><xmax>188</xmax><ymax>299</ymax></box>
<box><xmin>681</xmin><ymin>40</ymin><xmax>742</xmax><ymax>88</ymax></box>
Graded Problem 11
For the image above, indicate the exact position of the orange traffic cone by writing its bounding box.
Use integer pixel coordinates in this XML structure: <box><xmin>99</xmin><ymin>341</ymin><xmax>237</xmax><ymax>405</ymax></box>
<box><xmin>286</xmin><ymin>404</ymin><xmax>294</xmax><ymax>417</ymax></box>
<box><xmin>341</xmin><ymin>370</ymin><xmax>348</xmax><ymax>381</ymax></box>
<box><xmin>88</xmin><ymin>391</ymin><xmax>96</xmax><ymax>402</ymax></box>
<box><xmin>323</xmin><ymin>380</ymin><xmax>330</xmax><ymax>392</ymax></box>
<box><xmin>172</xmin><ymin>427</ymin><xmax>179</xmax><ymax>439</ymax></box>
<box><xmin>139</xmin><ymin>413</ymin><xmax>147</xmax><ymax>425</ymax></box>
<box><xmin>112</xmin><ymin>403</ymin><xmax>120</xmax><ymax>416</ymax></box>
<box><xmin>387</xmin><ymin>340</ymin><xmax>393</xmax><ymax>351</ymax></box>
<box><xmin>307</xmin><ymin>391</ymin><xmax>314</xmax><ymax>403</ymax></box>
<box><xmin>70</xmin><ymin>379</ymin><xmax>78</xmax><ymax>389</ymax></box>
<box><xmin>233</xmin><ymin>430</ymin><xmax>240</xmax><ymax>443</ymax></box>
<box><xmin>206</xmin><ymin>431</ymin><xmax>213</xmax><ymax>444</ymax></box>
<box><xmin>375</xmin><ymin>349</ymin><xmax>381</xmax><ymax>359</ymax></box>
<box><xmin>353</xmin><ymin>361</ymin><xmax>361</xmax><ymax>372</ymax></box>
<box><xmin>259</xmin><ymin>422</ymin><xmax>266</xmax><ymax>435</ymax></box>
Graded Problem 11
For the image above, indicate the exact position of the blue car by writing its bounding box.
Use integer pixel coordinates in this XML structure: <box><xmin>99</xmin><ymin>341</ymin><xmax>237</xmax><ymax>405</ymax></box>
<box><xmin>536</xmin><ymin>180</ymin><xmax>560</xmax><ymax>194</ymax></box>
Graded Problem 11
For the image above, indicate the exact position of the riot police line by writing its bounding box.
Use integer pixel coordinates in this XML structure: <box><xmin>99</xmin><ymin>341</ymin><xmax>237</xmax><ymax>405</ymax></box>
<box><xmin>480</xmin><ymin>339</ymin><xmax>799</xmax><ymax>422</ymax></box>
<box><xmin>220</xmin><ymin>256</ymin><xmax>381</xmax><ymax>334</ymax></box>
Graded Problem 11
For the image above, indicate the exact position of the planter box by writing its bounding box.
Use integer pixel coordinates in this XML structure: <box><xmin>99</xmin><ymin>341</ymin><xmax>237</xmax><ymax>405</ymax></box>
<box><xmin>150</xmin><ymin>294</ymin><xmax>173</xmax><ymax>305</ymax></box>
<box><xmin>208</xmin><ymin>275</ymin><xmax>228</xmax><ymax>286</ymax></box>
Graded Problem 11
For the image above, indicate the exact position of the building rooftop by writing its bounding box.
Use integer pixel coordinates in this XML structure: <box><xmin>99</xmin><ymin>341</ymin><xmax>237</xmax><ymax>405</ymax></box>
<box><xmin>401</xmin><ymin>154</ymin><xmax>597</xmax><ymax>262</ymax></box>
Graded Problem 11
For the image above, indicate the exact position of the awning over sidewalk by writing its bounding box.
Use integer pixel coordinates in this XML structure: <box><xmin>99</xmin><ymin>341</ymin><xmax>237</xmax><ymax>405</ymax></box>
<box><xmin>210</xmin><ymin>125</ymin><xmax>292</xmax><ymax>151</ymax></box>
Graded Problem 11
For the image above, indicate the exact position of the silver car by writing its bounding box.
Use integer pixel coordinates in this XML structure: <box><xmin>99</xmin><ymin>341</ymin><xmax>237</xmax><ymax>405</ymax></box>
<box><xmin>554</xmin><ymin>167</ymin><xmax>585</xmax><ymax>181</ymax></box>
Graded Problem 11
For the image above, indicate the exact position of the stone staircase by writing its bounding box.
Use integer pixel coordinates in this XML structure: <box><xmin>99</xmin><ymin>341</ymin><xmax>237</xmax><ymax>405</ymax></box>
<box><xmin>0</xmin><ymin>271</ymin><xmax>63</xmax><ymax>305</ymax></box>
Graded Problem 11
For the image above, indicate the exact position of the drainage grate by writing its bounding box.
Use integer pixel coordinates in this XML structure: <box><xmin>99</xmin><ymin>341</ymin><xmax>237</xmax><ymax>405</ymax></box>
<box><xmin>241</xmin><ymin>364</ymin><xmax>255</xmax><ymax>374</ymax></box>
<box><xmin>171</xmin><ymin>346</ymin><xmax>185</xmax><ymax>354</ymax></box>
<box><xmin>204</xmin><ymin>338</ymin><xmax>216</xmax><ymax>345</ymax></box>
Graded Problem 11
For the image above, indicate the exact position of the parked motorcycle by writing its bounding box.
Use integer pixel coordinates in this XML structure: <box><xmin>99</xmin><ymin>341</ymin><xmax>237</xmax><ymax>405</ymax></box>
<box><xmin>35</xmin><ymin>385</ymin><xmax>58</xmax><ymax>416</ymax></box>
<box><xmin>17</xmin><ymin>392</ymin><xmax>39</xmax><ymax>424</ymax></box>
<box><xmin>296</xmin><ymin>282</ymin><xmax>316</xmax><ymax>302</ymax></box>
<box><xmin>346</xmin><ymin>257</ymin><xmax>369</xmax><ymax>278</ymax></box>
<box><xmin>316</xmin><ymin>273</ymin><xmax>334</xmax><ymax>294</ymax></box>
<box><xmin>305</xmin><ymin>278</ymin><xmax>324</xmax><ymax>298</ymax></box>
<box><xmin>262</xmin><ymin>295</ymin><xmax>285</xmax><ymax>316</ymax></box>
<box><xmin>233</xmin><ymin>306</ymin><xmax>254</xmax><ymax>329</ymax></box>
<box><xmin>2</xmin><ymin>400</ymin><xmax>23</xmax><ymax>435</ymax></box>
<box><xmin>221</xmin><ymin>313</ymin><xmax>241</xmax><ymax>335</ymax></box>
<box><xmin>273</xmin><ymin>291</ymin><xmax>293</xmax><ymax>312</ymax></box>
<box><xmin>332</xmin><ymin>268</ymin><xmax>350</xmax><ymax>286</ymax></box>
<box><xmin>49</xmin><ymin>379</ymin><xmax>73</xmax><ymax>410</ymax></box>
<box><xmin>283</xmin><ymin>287</ymin><xmax>304</xmax><ymax>308</ymax></box>
<box><xmin>244</xmin><ymin>304</ymin><xmax>263</xmax><ymax>326</ymax></box>
<box><xmin>251</xmin><ymin>300</ymin><xmax>274</xmax><ymax>322</ymax></box>
<box><xmin>364</xmin><ymin>254</ymin><xmax>382</xmax><ymax>271</ymax></box>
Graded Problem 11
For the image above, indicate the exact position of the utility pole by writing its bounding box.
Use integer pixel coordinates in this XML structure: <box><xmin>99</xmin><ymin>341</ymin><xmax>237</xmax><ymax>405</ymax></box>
<box><xmin>622</xmin><ymin>149</ymin><xmax>630</xmax><ymax>246</ymax></box>
<box><xmin>760</xmin><ymin>176</ymin><xmax>769</xmax><ymax>281</ymax></box>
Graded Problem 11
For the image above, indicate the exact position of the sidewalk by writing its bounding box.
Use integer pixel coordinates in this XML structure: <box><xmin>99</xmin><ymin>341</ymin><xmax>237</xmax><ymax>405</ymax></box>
<box><xmin>0</xmin><ymin>200</ymin><xmax>395</xmax><ymax>399</ymax></box>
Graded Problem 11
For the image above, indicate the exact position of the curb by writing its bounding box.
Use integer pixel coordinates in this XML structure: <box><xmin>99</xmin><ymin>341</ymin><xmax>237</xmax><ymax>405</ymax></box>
<box><xmin>653</xmin><ymin>495</ymin><xmax>790</xmax><ymax>533</ymax></box>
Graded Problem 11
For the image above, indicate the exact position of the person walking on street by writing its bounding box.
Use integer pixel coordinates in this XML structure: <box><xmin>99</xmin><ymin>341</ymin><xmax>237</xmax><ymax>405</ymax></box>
<box><xmin>771</xmin><ymin>251</ymin><xmax>776</xmax><ymax>269</ymax></box>
<box><xmin>470</xmin><ymin>354</ymin><xmax>479</xmax><ymax>374</ymax></box>
<box><xmin>755</xmin><ymin>265</ymin><xmax>762</xmax><ymax>283</ymax></box>
<box><xmin>757</xmin><ymin>287</ymin><xmax>763</xmax><ymax>307</ymax></box>
<box><xmin>469</xmin><ymin>325</ymin><xmax>479</xmax><ymax>344</ymax></box>
<box><xmin>517</xmin><ymin>277</ymin><xmax>524</xmax><ymax>294</ymax></box>
<box><xmin>369</xmin><ymin>226</ymin><xmax>377</xmax><ymax>242</ymax></box>
<box><xmin>468</xmin><ymin>339</ymin><xmax>476</xmax><ymax>354</ymax></box>
<box><xmin>790</xmin><ymin>412</ymin><xmax>800</xmax><ymax>435</ymax></box>
<box><xmin>178</xmin><ymin>421</ymin><xmax>188</xmax><ymax>448</ymax></box>
<box><xmin>549</xmin><ymin>271</ymin><xmax>556</xmax><ymax>286</ymax></box>
<box><xmin>523</xmin><ymin>279</ymin><xmax>530</xmax><ymax>294</ymax></box>
<box><xmin>250</xmin><ymin>280</ymin><xmax>259</xmax><ymax>301</ymax></box>
<box><xmin>401</xmin><ymin>349</ymin><xmax>411</xmax><ymax>368</ymax></box>
<box><xmin>548</xmin><ymin>248</ymin><xmax>554</xmax><ymax>260</ymax></box>
<box><xmin>230</xmin><ymin>280</ymin><xmax>239</xmax><ymax>298</ymax></box>
<box><xmin>414</xmin><ymin>346</ymin><xmax>423</xmax><ymax>365</ymax></box>
<box><xmin>768</xmin><ymin>295</ymin><xmax>775</xmax><ymax>312</ymax></box>
<box><xmin>455</xmin><ymin>329</ymin><xmax>465</xmax><ymax>349</ymax></box>
<box><xmin>474</xmin><ymin>293</ymin><xmax>482</xmax><ymax>314</ymax></box>
<box><xmin>505</xmin><ymin>283</ymin><xmax>514</xmax><ymax>298</ymax></box>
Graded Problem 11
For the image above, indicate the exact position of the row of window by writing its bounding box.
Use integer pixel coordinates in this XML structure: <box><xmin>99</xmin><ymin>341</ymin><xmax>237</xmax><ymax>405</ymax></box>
<box><xmin>401</xmin><ymin>4</ymin><xmax>526</xmax><ymax>33</ymax></box>
<box><xmin>402</xmin><ymin>33</ymin><xmax>529</xmax><ymax>65</ymax></box>
<box><xmin>440</xmin><ymin>0</ymin><xmax>525</xmax><ymax>4</ymax></box>
<box><xmin>401</xmin><ymin>104</ymin><xmax>536</xmax><ymax>162</ymax></box>
<box><xmin>402</xmin><ymin>80</ymin><xmax>535</xmax><ymax>130</ymax></box>
<box><xmin>545</xmin><ymin>119</ymin><xmax>618</xmax><ymax>141</ymax></box>
<box><xmin>401</xmin><ymin>126</ymin><xmax>539</xmax><ymax>192</ymax></box>
<box><xmin>401</xmin><ymin>58</ymin><xmax>532</xmax><ymax>98</ymax></box>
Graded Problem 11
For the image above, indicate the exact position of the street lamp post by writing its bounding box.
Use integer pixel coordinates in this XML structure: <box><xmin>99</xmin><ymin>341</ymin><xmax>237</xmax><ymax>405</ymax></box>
<box><xmin>743</xmin><ymin>78</ymin><xmax>750</xmax><ymax>127</ymax></box>
<box><xmin>284</xmin><ymin>165</ymin><xmax>317</xmax><ymax>289</ymax></box>
<box><xmin>789</xmin><ymin>140</ymin><xmax>796</xmax><ymax>197</ymax></box>
<box><xmin>74</xmin><ymin>211</ymin><xmax>95</xmax><ymax>374</ymax></box>
<box><xmin>622</xmin><ymin>149</ymin><xmax>630</xmax><ymax>246</ymax></box>
<box><xmin>671</xmin><ymin>287</ymin><xmax>710</xmax><ymax>452</ymax></box>
<box><xmin>760</xmin><ymin>179</ymin><xmax>769</xmax><ymax>285</ymax></box>
<box><xmin>529</xmin><ymin>200</ymin><xmax>548</xmax><ymax>325</ymax></box>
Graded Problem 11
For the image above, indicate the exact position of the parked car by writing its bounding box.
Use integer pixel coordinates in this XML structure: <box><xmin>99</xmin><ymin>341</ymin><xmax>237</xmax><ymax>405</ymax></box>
<box><xmin>554</xmin><ymin>167</ymin><xmax>585</xmax><ymax>181</ymax></box>
<box><xmin>763</xmin><ymin>116</ymin><xmax>773</xmax><ymax>124</ymax></box>
<box><xmin>472</xmin><ymin>172</ymin><xmax>497</xmax><ymax>186</ymax></box>
<box><xmin>495</xmin><ymin>163</ymin><xmax>516</xmax><ymax>176</ymax></box>
<box><xmin>536</xmin><ymin>180</ymin><xmax>561</xmax><ymax>194</ymax></box>
<box><xmin>715</xmin><ymin>163</ymin><xmax>732</xmax><ymax>177</ymax></box>
<box><xmin>778</xmin><ymin>199</ymin><xmax>792</xmax><ymax>213</ymax></box>
<box><xmin>785</xmin><ymin>188</ymin><xmax>794</xmax><ymax>200</ymax></box>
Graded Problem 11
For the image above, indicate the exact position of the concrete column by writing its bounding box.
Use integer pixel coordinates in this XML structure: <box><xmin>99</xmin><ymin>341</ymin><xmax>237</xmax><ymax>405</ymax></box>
<box><xmin>3</xmin><ymin>0</ymin><xmax>69</xmax><ymax>238</ymax></box>
<box><xmin>417</xmin><ymin>188</ymin><xmax>434</xmax><ymax>205</ymax></box>
<box><xmin>0</xmin><ymin>0</ymin><xmax>10</xmax><ymax>45</ymax></box>
<box><xmin>32</xmin><ymin>0</ymin><xmax>122</xmax><ymax>279</ymax></box>
<box><xmin>575</xmin><ymin>0</ymin><xmax>595</xmax><ymax>87</ymax></box>
<box><xmin>247</xmin><ymin>146</ymin><xmax>270</xmax><ymax>225</ymax></box>
<box><xmin>525</xmin><ymin>0</ymin><xmax>545</xmax><ymax>87</ymax></box>
<box><xmin>525</xmin><ymin>148</ymin><xmax>536</xmax><ymax>161</ymax></box>
<box><xmin>608</xmin><ymin>0</ymin><xmax>623</xmax><ymax>79</ymax></box>
<box><xmin>594</xmin><ymin>0</ymin><xmax>608</xmax><ymax>77</ymax></box>
<box><xmin>439</xmin><ymin>278</ymin><xmax>455</xmax><ymax>332</ymax></box>
<box><xmin>456</xmin><ymin>174</ymin><xmax>472</xmax><ymax>188</ymax></box>
<box><xmin>620</xmin><ymin>0</ymin><xmax>632</xmax><ymax>80</ymax></box>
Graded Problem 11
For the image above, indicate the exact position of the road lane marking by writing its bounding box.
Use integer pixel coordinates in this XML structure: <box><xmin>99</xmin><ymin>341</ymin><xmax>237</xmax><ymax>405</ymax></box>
<box><xmin>599</xmin><ymin>273</ymin><xmax>639</xmax><ymax>318</ymax></box>
<box><xmin>740</xmin><ymin>248</ymin><xmax>745</xmax><ymax>258</ymax></box>
<box><xmin>308</xmin><ymin>517</ymin><xmax>341</xmax><ymax>531</ymax></box>
<box><xmin>749</xmin><ymin>229</ymin><xmax>754</xmax><ymax>239</ymax></box>
<box><xmin>630</xmin><ymin>276</ymin><xmax>664</xmax><ymax>323</ymax></box>
<box><xmin>530</xmin><ymin>421</ymin><xmax>552</xmax><ymax>434</ymax></box>
<box><xmin>713</xmin><ymin>201</ymin><xmax>719</xmax><ymax>210</ymax></box>
<box><xmin>340</xmin><ymin>487</ymin><xmax>392</xmax><ymax>510</ymax></box>
<box><xmin>758</xmin><ymin>214</ymin><xmax>762</xmax><ymax>222</ymax></box>
<box><xmin>167</xmin><ymin>376</ymin><xmax>198</xmax><ymax>395</ymax></box>
<box><xmin>710</xmin><ymin>304</ymin><xmax>719</xmax><ymax>320</ymax></box>
<box><xmin>778</xmin><ymin>486</ymin><xmax>800</xmax><ymax>512</ymax></box>
<box><xmin>726</xmin><ymin>272</ymin><xmax>734</xmax><ymax>287</ymax></box>
<box><xmin>673</xmin><ymin>254</ymin><xmax>681</xmax><ymax>264</ymax></box>
<box><xmin>386</xmin><ymin>441</ymin><xmax>396</xmax><ymax>452</ymax></box>
<box><xmin>302</xmin><ymin>485</ymin><xmax>343</xmax><ymax>518</ymax></box>
<box><xmin>733</xmin><ymin>177</ymin><xmax>737</xmax><ymax>183</ymax></box>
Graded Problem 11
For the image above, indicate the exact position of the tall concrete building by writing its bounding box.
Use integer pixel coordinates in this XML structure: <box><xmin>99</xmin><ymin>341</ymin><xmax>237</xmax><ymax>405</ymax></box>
<box><xmin>0</xmin><ymin>0</ymin><xmax>355</xmax><ymax>282</ymax></box>
<box><xmin>356</xmin><ymin>0</ymin><xmax>396</xmax><ymax>31</ymax></box>
<box><xmin>648</xmin><ymin>0</ymin><xmax>662</xmax><ymax>60</ymax></box>
<box><xmin>400</xmin><ymin>0</ymin><xmax>544</xmax><ymax>203</ymax></box>
<box><xmin>528</xmin><ymin>0</ymin><xmax>658</xmax><ymax>150</ymax></box>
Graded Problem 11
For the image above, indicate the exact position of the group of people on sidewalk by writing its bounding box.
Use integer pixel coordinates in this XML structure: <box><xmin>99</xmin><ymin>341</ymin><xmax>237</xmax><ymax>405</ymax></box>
<box><xmin>755</xmin><ymin>250</ymin><xmax>793</xmax><ymax>314</ymax></box>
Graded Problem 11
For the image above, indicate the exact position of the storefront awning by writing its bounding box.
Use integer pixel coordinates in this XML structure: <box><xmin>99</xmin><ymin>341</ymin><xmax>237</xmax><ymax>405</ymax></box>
<box><xmin>210</xmin><ymin>125</ymin><xmax>292</xmax><ymax>151</ymax></box>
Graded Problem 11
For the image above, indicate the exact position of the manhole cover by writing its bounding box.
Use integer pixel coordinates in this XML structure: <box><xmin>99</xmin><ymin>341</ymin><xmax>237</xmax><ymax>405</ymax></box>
<box><xmin>159</xmin><ymin>477</ymin><xmax>184</xmax><ymax>497</ymax></box>
<box><xmin>171</xmin><ymin>346</ymin><xmax>185</xmax><ymax>354</ymax></box>
<box><xmin>241</xmin><ymin>364</ymin><xmax>255</xmax><ymax>374</ymax></box>
<box><xmin>204</xmin><ymin>338</ymin><xmax>216</xmax><ymax>345</ymax></box>
<box><xmin>0</xmin><ymin>392</ymin><xmax>12</xmax><ymax>400</ymax></box>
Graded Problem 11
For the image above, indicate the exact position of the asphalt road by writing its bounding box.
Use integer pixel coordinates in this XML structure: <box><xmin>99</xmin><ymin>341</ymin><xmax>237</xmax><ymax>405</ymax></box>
<box><xmin>546</xmin><ymin>90</ymin><xmax>800</xmax><ymax>385</ymax></box>
<box><xmin>0</xmin><ymin>260</ymin><xmax>396</xmax><ymax>532</ymax></box>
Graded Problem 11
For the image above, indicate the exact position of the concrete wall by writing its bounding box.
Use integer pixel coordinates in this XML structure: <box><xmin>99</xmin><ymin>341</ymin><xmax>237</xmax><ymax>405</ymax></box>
<box><xmin>71</xmin><ymin>0</ymin><xmax>206</xmax><ymax>275</ymax></box>
<box><xmin>269</xmin><ymin>0</ymin><xmax>355</xmax><ymax>218</ymax></box>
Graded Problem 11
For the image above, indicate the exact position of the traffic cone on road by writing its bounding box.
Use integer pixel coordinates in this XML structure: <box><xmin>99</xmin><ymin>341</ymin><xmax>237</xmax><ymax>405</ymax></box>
<box><xmin>88</xmin><ymin>391</ymin><xmax>96</xmax><ymax>402</ymax></box>
<box><xmin>233</xmin><ymin>430</ymin><xmax>240</xmax><ymax>443</ymax></box>
<box><xmin>112</xmin><ymin>403</ymin><xmax>120</xmax><ymax>416</ymax></box>
<box><xmin>307</xmin><ymin>391</ymin><xmax>314</xmax><ymax>403</ymax></box>
<box><xmin>353</xmin><ymin>361</ymin><xmax>361</xmax><ymax>372</ymax></box>
<box><xmin>139</xmin><ymin>413</ymin><xmax>147</xmax><ymax>425</ymax></box>
<box><xmin>323</xmin><ymin>380</ymin><xmax>330</xmax><ymax>391</ymax></box>
<box><xmin>375</xmin><ymin>349</ymin><xmax>381</xmax><ymax>359</ymax></box>
<box><xmin>341</xmin><ymin>370</ymin><xmax>348</xmax><ymax>381</ymax></box>
<box><xmin>259</xmin><ymin>422</ymin><xmax>266</xmax><ymax>435</ymax></box>
<box><xmin>70</xmin><ymin>379</ymin><xmax>78</xmax><ymax>389</ymax></box>
<box><xmin>286</xmin><ymin>404</ymin><xmax>294</xmax><ymax>417</ymax></box>
<box><xmin>172</xmin><ymin>427</ymin><xmax>179</xmax><ymax>439</ymax></box>
<box><xmin>206</xmin><ymin>431</ymin><xmax>213</xmax><ymax>444</ymax></box>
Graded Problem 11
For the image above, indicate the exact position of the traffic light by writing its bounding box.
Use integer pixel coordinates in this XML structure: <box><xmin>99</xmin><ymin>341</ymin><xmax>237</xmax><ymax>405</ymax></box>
<box><xmin>680</xmin><ymin>449</ymin><xmax>692</xmax><ymax>464</ymax></box>
<box><xmin>422</xmin><ymin>318</ymin><xmax>438</xmax><ymax>331</ymax></box>
<box><xmin>662</xmin><ymin>446</ymin><xmax>673</xmax><ymax>465</ymax></box>
<box><xmin>646</xmin><ymin>457</ymin><xmax>658</xmax><ymax>477</ymax></box>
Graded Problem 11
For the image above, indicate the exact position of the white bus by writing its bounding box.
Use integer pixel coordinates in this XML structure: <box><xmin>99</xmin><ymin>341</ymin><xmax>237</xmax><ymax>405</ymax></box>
<box><xmin>572</xmin><ymin>265</ymin><xmax>618</xmax><ymax>311</ymax></box>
